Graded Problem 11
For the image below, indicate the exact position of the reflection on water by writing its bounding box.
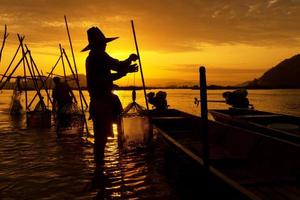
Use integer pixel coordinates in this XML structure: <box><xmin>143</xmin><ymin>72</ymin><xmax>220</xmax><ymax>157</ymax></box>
<box><xmin>1</xmin><ymin>89</ymin><xmax>300</xmax><ymax>199</ymax></box>
<box><xmin>0</xmin><ymin>119</ymin><xmax>176</xmax><ymax>199</ymax></box>
<box><xmin>92</xmin><ymin>136</ymin><xmax>177</xmax><ymax>199</ymax></box>
<box><xmin>0</xmin><ymin>90</ymin><xmax>177</xmax><ymax>199</ymax></box>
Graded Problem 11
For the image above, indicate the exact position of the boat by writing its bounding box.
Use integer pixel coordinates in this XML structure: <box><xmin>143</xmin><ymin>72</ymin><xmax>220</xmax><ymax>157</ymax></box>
<box><xmin>150</xmin><ymin>108</ymin><xmax>300</xmax><ymax>200</ymax></box>
<box><xmin>209</xmin><ymin>109</ymin><xmax>300</xmax><ymax>144</ymax></box>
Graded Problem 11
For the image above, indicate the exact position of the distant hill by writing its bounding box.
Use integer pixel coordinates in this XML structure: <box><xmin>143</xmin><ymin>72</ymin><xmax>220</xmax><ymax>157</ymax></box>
<box><xmin>246</xmin><ymin>54</ymin><xmax>300</xmax><ymax>88</ymax></box>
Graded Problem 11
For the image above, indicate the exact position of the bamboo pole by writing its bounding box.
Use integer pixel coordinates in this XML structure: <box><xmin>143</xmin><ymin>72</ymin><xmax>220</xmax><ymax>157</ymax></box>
<box><xmin>44</xmin><ymin>55</ymin><xmax>62</xmax><ymax>82</ymax></box>
<box><xmin>59</xmin><ymin>44</ymin><xmax>67</xmax><ymax>81</ymax></box>
<box><xmin>24</xmin><ymin>62</ymin><xmax>28</xmax><ymax>111</ymax></box>
<box><xmin>20</xmin><ymin>36</ymin><xmax>29</xmax><ymax>111</ymax></box>
<box><xmin>196</xmin><ymin>99</ymin><xmax>226</xmax><ymax>103</ymax></box>
<box><xmin>62</xmin><ymin>48</ymin><xmax>90</xmax><ymax>136</ymax></box>
<box><xmin>130</xmin><ymin>20</ymin><xmax>149</xmax><ymax>111</ymax></box>
<box><xmin>64</xmin><ymin>16</ymin><xmax>88</xmax><ymax>109</ymax></box>
<box><xmin>0</xmin><ymin>43</ymin><xmax>22</xmax><ymax>86</ymax></box>
<box><xmin>59</xmin><ymin>45</ymin><xmax>78</xmax><ymax>104</ymax></box>
<box><xmin>0</xmin><ymin>51</ymin><xmax>29</xmax><ymax>90</ymax></box>
<box><xmin>17</xmin><ymin>35</ymin><xmax>44</xmax><ymax>107</ymax></box>
<box><xmin>64</xmin><ymin>16</ymin><xmax>78</xmax><ymax>79</ymax></box>
<box><xmin>25</xmin><ymin>45</ymin><xmax>53</xmax><ymax>106</ymax></box>
<box><xmin>62</xmin><ymin>49</ymin><xmax>86</xmax><ymax>106</ymax></box>
<box><xmin>63</xmin><ymin>16</ymin><xmax>89</xmax><ymax>136</ymax></box>
<box><xmin>28</xmin><ymin>55</ymin><xmax>62</xmax><ymax>108</ymax></box>
<box><xmin>0</xmin><ymin>24</ymin><xmax>9</xmax><ymax>64</ymax></box>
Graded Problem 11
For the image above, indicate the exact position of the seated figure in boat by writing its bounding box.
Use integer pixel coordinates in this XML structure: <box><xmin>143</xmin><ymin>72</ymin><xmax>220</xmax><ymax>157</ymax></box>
<box><xmin>52</xmin><ymin>77</ymin><xmax>75</xmax><ymax>113</ymax></box>
<box><xmin>147</xmin><ymin>91</ymin><xmax>168</xmax><ymax>110</ymax></box>
<box><xmin>10</xmin><ymin>76</ymin><xmax>23</xmax><ymax>115</ymax></box>
<box><xmin>222</xmin><ymin>89</ymin><xmax>250</xmax><ymax>109</ymax></box>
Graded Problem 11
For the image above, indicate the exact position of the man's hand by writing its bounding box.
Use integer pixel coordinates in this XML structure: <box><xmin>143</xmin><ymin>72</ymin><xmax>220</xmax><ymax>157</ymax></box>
<box><xmin>129</xmin><ymin>54</ymin><xmax>138</xmax><ymax>62</ymax></box>
<box><xmin>127</xmin><ymin>64</ymin><xmax>138</xmax><ymax>73</ymax></box>
<box><xmin>119</xmin><ymin>63</ymin><xmax>138</xmax><ymax>74</ymax></box>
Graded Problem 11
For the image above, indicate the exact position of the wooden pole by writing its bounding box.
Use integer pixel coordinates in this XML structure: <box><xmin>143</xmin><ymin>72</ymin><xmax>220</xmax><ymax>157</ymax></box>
<box><xmin>62</xmin><ymin>48</ymin><xmax>90</xmax><ymax>136</ymax></box>
<box><xmin>22</xmin><ymin>51</ymin><xmax>42</xmax><ymax>103</ymax></box>
<box><xmin>44</xmin><ymin>55</ymin><xmax>62</xmax><ymax>82</ymax></box>
<box><xmin>59</xmin><ymin>44</ymin><xmax>67</xmax><ymax>81</ymax></box>
<box><xmin>17</xmin><ymin>35</ymin><xmax>44</xmax><ymax>107</ymax></box>
<box><xmin>26</xmin><ymin>45</ymin><xmax>53</xmax><ymax>106</ymax></box>
<box><xmin>64</xmin><ymin>16</ymin><xmax>78</xmax><ymax>78</ymax></box>
<box><xmin>59</xmin><ymin>45</ymin><xmax>77</xmax><ymax>104</ymax></box>
<box><xmin>63</xmin><ymin>16</ymin><xmax>90</xmax><ymax>137</ymax></box>
<box><xmin>0</xmin><ymin>24</ymin><xmax>9</xmax><ymax>64</ymax></box>
<box><xmin>62</xmin><ymin>49</ymin><xmax>86</xmax><ymax>106</ymax></box>
<box><xmin>23</xmin><ymin>42</ymin><xmax>28</xmax><ymax>111</ymax></box>
<box><xmin>0</xmin><ymin>44</ymin><xmax>21</xmax><ymax>86</ymax></box>
<box><xmin>130</xmin><ymin>20</ymin><xmax>149</xmax><ymax>111</ymax></box>
<box><xmin>199</xmin><ymin>66</ymin><xmax>209</xmax><ymax>170</ymax></box>
<box><xmin>0</xmin><ymin>51</ymin><xmax>28</xmax><ymax>90</ymax></box>
<box><xmin>28</xmin><ymin>55</ymin><xmax>62</xmax><ymax>108</ymax></box>
<box><xmin>19</xmin><ymin>36</ymin><xmax>29</xmax><ymax>111</ymax></box>
<box><xmin>24</xmin><ymin>71</ymin><xmax>28</xmax><ymax>111</ymax></box>
<box><xmin>64</xmin><ymin>16</ymin><xmax>88</xmax><ymax>109</ymax></box>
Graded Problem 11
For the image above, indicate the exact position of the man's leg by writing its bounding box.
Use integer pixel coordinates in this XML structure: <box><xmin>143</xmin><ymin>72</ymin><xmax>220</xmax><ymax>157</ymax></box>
<box><xmin>93</xmin><ymin>120</ymin><xmax>109</xmax><ymax>167</ymax></box>
<box><xmin>90</xmin><ymin>97</ymin><xmax>114</xmax><ymax>167</ymax></box>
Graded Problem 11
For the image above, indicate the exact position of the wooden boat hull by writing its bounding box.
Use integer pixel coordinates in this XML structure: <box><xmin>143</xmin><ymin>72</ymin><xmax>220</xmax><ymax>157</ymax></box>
<box><xmin>210</xmin><ymin>109</ymin><xmax>300</xmax><ymax>144</ymax></box>
<box><xmin>150</xmin><ymin>109</ymin><xmax>300</xmax><ymax>200</ymax></box>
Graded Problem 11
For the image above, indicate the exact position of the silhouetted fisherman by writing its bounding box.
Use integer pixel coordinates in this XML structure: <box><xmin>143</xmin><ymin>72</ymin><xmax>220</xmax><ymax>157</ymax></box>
<box><xmin>82</xmin><ymin>27</ymin><xmax>138</xmax><ymax>167</ymax></box>
<box><xmin>52</xmin><ymin>76</ymin><xmax>75</xmax><ymax>113</ymax></box>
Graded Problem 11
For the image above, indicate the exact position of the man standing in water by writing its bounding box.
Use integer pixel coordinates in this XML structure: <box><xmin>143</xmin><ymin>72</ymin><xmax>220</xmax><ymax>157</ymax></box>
<box><xmin>52</xmin><ymin>77</ymin><xmax>75</xmax><ymax>113</ymax></box>
<box><xmin>82</xmin><ymin>27</ymin><xmax>138</xmax><ymax>167</ymax></box>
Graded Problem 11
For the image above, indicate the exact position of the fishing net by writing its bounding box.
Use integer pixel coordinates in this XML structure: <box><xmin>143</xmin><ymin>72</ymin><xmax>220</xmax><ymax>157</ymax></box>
<box><xmin>59</xmin><ymin>102</ymin><xmax>82</xmax><ymax>115</ymax></box>
<box><xmin>27</xmin><ymin>110</ymin><xmax>52</xmax><ymax>128</ymax></box>
<box><xmin>9</xmin><ymin>91</ymin><xmax>23</xmax><ymax>115</ymax></box>
<box><xmin>56</xmin><ymin>103</ymin><xmax>85</xmax><ymax>129</ymax></box>
<box><xmin>121</xmin><ymin>101</ymin><xmax>152</xmax><ymax>149</ymax></box>
<box><xmin>26</xmin><ymin>97</ymin><xmax>52</xmax><ymax>128</ymax></box>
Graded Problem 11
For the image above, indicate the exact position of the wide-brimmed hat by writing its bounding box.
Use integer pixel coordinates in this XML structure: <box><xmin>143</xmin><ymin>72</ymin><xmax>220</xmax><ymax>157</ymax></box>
<box><xmin>81</xmin><ymin>27</ymin><xmax>118</xmax><ymax>52</ymax></box>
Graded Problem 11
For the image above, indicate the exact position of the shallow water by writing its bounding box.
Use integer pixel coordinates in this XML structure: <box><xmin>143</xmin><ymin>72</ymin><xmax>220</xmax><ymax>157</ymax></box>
<box><xmin>1</xmin><ymin>89</ymin><xmax>300</xmax><ymax>199</ymax></box>
<box><xmin>0</xmin><ymin>90</ymin><xmax>178</xmax><ymax>199</ymax></box>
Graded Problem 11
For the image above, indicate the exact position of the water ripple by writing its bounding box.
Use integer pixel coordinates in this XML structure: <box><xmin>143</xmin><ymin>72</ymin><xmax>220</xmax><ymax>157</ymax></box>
<box><xmin>0</xmin><ymin>92</ymin><xmax>177</xmax><ymax>199</ymax></box>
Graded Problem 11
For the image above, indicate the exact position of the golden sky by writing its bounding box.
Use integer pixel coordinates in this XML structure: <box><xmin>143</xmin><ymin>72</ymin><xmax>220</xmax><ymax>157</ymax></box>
<box><xmin>1</xmin><ymin>0</ymin><xmax>300</xmax><ymax>86</ymax></box>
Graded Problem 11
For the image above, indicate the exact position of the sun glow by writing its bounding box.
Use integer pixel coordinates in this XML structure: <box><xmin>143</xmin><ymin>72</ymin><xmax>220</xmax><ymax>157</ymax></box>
<box><xmin>1</xmin><ymin>0</ymin><xmax>300</xmax><ymax>87</ymax></box>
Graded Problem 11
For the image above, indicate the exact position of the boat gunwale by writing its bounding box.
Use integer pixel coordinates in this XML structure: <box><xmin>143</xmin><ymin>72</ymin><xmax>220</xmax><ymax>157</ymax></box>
<box><xmin>152</xmin><ymin>108</ymin><xmax>300</xmax><ymax>200</ymax></box>
<box><xmin>209</xmin><ymin>109</ymin><xmax>300</xmax><ymax>146</ymax></box>
<box><xmin>155</xmin><ymin>125</ymin><xmax>262</xmax><ymax>200</ymax></box>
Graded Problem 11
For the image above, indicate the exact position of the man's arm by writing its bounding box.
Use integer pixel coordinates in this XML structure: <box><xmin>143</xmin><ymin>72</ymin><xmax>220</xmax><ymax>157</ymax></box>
<box><xmin>111</xmin><ymin>72</ymin><xmax>126</xmax><ymax>81</ymax></box>
<box><xmin>106</xmin><ymin>53</ymin><xmax>138</xmax><ymax>72</ymax></box>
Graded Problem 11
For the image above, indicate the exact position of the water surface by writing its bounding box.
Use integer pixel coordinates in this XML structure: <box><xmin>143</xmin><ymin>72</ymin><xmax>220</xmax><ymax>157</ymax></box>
<box><xmin>1</xmin><ymin>89</ymin><xmax>300</xmax><ymax>199</ymax></box>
